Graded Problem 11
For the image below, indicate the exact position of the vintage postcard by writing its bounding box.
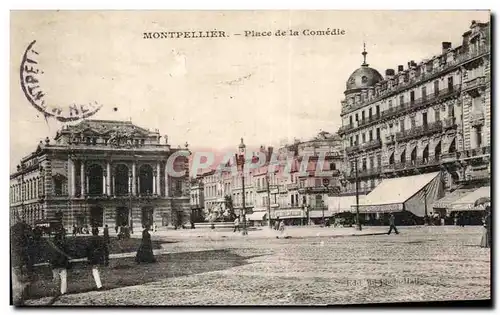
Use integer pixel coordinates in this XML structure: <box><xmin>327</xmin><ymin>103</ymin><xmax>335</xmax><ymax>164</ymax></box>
<box><xmin>10</xmin><ymin>10</ymin><xmax>491</xmax><ymax>306</ymax></box>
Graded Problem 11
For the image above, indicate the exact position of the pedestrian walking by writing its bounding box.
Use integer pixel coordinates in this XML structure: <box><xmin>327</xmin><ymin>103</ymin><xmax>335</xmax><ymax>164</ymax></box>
<box><xmin>136</xmin><ymin>226</ymin><xmax>156</xmax><ymax>264</ymax></box>
<box><xmin>114</xmin><ymin>225</ymin><xmax>118</xmax><ymax>234</ymax></box>
<box><xmin>72</xmin><ymin>224</ymin><xmax>77</xmax><ymax>236</ymax></box>
<box><xmin>86</xmin><ymin>227</ymin><xmax>105</xmax><ymax>290</ymax></box>
<box><xmin>48</xmin><ymin>226</ymin><xmax>71</xmax><ymax>296</ymax></box>
<box><xmin>233</xmin><ymin>217</ymin><xmax>240</xmax><ymax>233</ymax></box>
<box><xmin>387</xmin><ymin>214</ymin><xmax>399</xmax><ymax>235</ymax></box>
<box><xmin>274</xmin><ymin>217</ymin><xmax>280</xmax><ymax>230</ymax></box>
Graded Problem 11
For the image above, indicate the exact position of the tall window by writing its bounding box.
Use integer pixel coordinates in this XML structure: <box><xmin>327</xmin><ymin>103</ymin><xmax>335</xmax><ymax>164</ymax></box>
<box><xmin>369</xmin><ymin>156</ymin><xmax>374</xmax><ymax>169</ymax></box>
<box><xmin>362</xmin><ymin>133</ymin><xmax>366</xmax><ymax>143</ymax></box>
<box><xmin>476</xmin><ymin>126</ymin><xmax>483</xmax><ymax>148</ymax></box>
<box><xmin>362</xmin><ymin>158</ymin><xmax>367</xmax><ymax>170</ymax></box>
<box><xmin>355</xmin><ymin>135</ymin><xmax>359</xmax><ymax>145</ymax></box>
<box><xmin>435</xmin><ymin>108</ymin><xmax>440</xmax><ymax>122</ymax></box>
<box><xmin>448</xmin><ymin>76</ymin><xmax>454</xmax><ymax>91</ymax></box>
<box><xmin>349</xmin><ymin>116</ymin><xmax>353</xmax><ymax>126</ymax></box>
<box><xmin>399</xmin><ymin>95</ymin><xmax>405</xmax><ymax>106</ymax></box>
<box><xmin>355</xmin><ymin>113</ymin><xmax>359</xmax><ymax>122</ymax></box>
<box><xmin>376</xmin><ymin>105</ymin><xmax>380</xmax><ymax>117</ymax></box>
<box><xmin>411</xmin><ymin>116</ymin><xmax>416</xmax><ymax>128</ymax></box>
<box><xmin>376</xmin><ymin>128</ymin><xmax>381</xmax><ymax>140</ymax></box>
<box><xmin>410</xmin><ymin>91</ymin><xmax>415</xmax><ymax>105</ymax></box>
<box><xmin>369</xmin><ymin>130</ymin><xmax>373</xmax><ymax>141</ymax></box>
<box><xmin>448</xmin><ymin>104</ymin><xmax>455</xmax><ymax>118</ymax></box>
<box><xmin>421</xmin><ymin>86</ymin><xmax>427</xmax><ymax>100</ymax></box>
<box><xmin>434</xmin><ymin>80</ymin><xmax>439</xmax><ymax>96</ymax></box>
<box><xmin>361</xmin><ymin>111</ymin><xmax>365</xmax><ymax>122</ymax></box>
<box><xmin>368</xmin><ymin>108</ymin><xmax>372</xmax><ymax>119</ymax></box>
<box><xmin>377</xmin><ymin>155</ymin><xmax>382</xmax><ymax>168</ymax></box>
<box><xmin>350</xmin><ymin>137</ymin><xmax>353</xmax><ymax>146</ymax></box>
<box><xmin>400</xmin><ymin>119</ymin><xmax>405</xmax><ymax>133</ymax></box>
<box><xmin>422</xmin><ymin>112</ymin><xmax>428</xmax><ymax>127</ymax></box>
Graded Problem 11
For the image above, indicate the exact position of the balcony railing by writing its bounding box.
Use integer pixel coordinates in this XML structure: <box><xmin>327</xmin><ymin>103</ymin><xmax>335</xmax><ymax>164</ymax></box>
<box><xmin>287</xmin><ymin>183</ymin><xmax>298</xmax><ymax>190</ymax></box>
<box><xmin>443</xmin><ymin>117</ymin><xmax>458</xmax><ymax>130</ymax></box>
<box><xmin>463</xmin><ymin>76</ymin><xmax>486</xmax><ymax>91</ymax></box>
<box><xmin>346</xmin><ymin>139</ymin><xmax>382</xmax><ymax>155</ymax></box>
<box><xmin>340</xmin><ymin>45</ymin><xmax>489</xmax><ymax>116</ymax></box>
<box><xmin>346</xmin><ymin>167</ymin><xmax>382</xmax><ymax>179</ymax></box>
<box><xmin>383</xmin><ymin>156</ymin><xmax>441</xmax><ymax>173</ymax></box>
<box><xmin>470</xmin><ymin>111</ymin><xmax>485</xmax><ymax>127</ymax></box>
<box><xmin>395</xmin><ymin>121</ymin><xmax>443</xmax><ymax>143</ymax></box>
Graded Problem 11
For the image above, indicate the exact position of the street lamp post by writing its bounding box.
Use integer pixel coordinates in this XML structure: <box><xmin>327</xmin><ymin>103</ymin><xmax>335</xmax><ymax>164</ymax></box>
<box><xmin>354</xmin><ymin>159</ymin><xmax>362</xmax><ymax>231</ymax></box>
<box><xmin>265</xmin><ymin>174</ymin><xmax>272</xmax><ymax>228</ymax></box>
<box><xmin>237</xmin><ymin>138</ymin><xmax>248</xmax><ymax>236</ymax></box>
<box><xmin>321</xmin><ymin>178</ymin><xmax>330</xmax><ymax>226</ymax></box>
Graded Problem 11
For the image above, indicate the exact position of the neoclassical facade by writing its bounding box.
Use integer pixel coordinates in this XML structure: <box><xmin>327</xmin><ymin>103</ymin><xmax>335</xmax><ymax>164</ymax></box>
<box><xmin>338</xmin><ymin>20</ymin><xmax>490</xmax><ymax>203</ymax></box>
<box><xmin>10</xmin><ymin>119</ymin><xmax>191</xmax><ymax>230</ymax></box>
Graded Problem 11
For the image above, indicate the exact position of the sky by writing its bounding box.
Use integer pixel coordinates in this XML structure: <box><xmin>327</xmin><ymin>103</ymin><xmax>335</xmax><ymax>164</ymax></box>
<box><xmin>10</xmin><ymin>10</ymin><xmax>490</xmax><ymax>171</ymax></box>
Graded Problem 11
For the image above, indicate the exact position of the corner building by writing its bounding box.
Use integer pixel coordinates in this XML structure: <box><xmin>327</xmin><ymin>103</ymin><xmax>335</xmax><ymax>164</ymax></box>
<box><xmin>10</xmin><ymin>120</ymin><xmax>191</xmax><ymax>230</ymax></box>
<box><xmin>338</xmin><ymin>20</ymin><xmax>490</xmax><ymax>223</ymax></box>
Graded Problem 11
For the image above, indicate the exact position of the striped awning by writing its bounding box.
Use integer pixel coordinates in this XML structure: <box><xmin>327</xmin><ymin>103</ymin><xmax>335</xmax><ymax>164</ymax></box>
<box><xmin>432</xmin><ymin>187</ymin><xmax>477</xmax><ymax>209</ymax></box>
<box><xmin>450</xmin><ymin>186</ymin><xmax>491</xmax><ymax>211</ymax></box>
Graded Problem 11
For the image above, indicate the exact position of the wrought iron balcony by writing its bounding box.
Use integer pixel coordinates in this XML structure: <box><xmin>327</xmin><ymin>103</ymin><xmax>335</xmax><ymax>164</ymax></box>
<box><xmin>346</xmin><ymin>139</ymin><xmax>382</xmax><ymax>155</ymax></box>
<box><xmin>443</xmin><ymin>117</ymin><xmax>458</xmax><ymax>130</ymax></box>
<box><xmin>470</xmin><ymin>111</ymin><xmax>485</xmax><ymax>127</ymax></box>
<box><xmin>345</xmin><ymin>167</ymin><xmax>381</xmax><ymax>179</ymax></box>
<box><xmin>395</xmin><ymin>121</ymin><xmax>443</xmax><ymax>143</ymax></box>
<box><xmin>463</xmin><ymin>76</ymin><xmax>486</xmax><ymax>91</ymax></box>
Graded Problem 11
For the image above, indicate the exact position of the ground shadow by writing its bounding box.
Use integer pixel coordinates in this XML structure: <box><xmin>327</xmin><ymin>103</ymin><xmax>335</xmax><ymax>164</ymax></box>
<box><xmin>26</xmin><ymin>249</ymin><xmax>266</xmax><ymax>301</ymax></box>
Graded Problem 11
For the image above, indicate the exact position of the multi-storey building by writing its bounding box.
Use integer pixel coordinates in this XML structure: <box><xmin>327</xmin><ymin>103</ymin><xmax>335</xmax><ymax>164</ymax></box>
<box><xmin>189</xmin><ymin>177</ymin><xmax>204</xmax><ymax>222</ymax></box>
<box><xmin>337</xmin><ymin>20</ymin><xmax>490</xmax><ymax>223</ymax></box>
<box><xmin>10</xmin><ymin>119</ymin><xmax>191</xmax><ymax>230</ymax></box>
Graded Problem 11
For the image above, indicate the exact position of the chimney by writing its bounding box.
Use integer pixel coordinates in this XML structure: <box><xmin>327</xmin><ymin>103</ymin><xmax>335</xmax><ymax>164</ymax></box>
<box><xmin>385</xmin><ymin>69</ymin><xmax>395</xmax><ymax>78</ymax></box>
<box><xmin>398</xmin><ymin>65</ymin><xmax>404</xmax><ymax>72</ymax></box>
<box><xmin>442</xmin><ymin>42</ymin><xmax>452</xmax><ymax>54</ymax></box>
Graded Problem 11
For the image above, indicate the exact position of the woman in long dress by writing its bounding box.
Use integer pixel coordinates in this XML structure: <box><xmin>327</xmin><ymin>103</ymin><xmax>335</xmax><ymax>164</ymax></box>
<box><xmin>480</xmin><ymin>206</ymin><xmax>491</xmax><ymax>248</ymax></box>
<box><xmin>135</xmin><ymin>226</ymin><xmax>156</xmax><ymax>264</ymax></box>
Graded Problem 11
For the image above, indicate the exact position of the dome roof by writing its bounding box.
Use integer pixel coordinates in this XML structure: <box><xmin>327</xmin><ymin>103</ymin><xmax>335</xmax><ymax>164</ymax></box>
<box><xmin>345</xmin><ymin>44</ymin><xmax>383</xmax><ymax>93</ymax></box>
<box><xmin>345</xmin><ymin>65</ymin><xmax>383</xmax><ymax>92</ymax></box>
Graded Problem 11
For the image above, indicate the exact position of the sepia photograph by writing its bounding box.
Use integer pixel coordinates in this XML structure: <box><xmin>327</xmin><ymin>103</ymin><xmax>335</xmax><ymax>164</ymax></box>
<box><xmin>9</xmin><ymin>10</ymin><xmax>491</xmax><ymax>306</ymax></box>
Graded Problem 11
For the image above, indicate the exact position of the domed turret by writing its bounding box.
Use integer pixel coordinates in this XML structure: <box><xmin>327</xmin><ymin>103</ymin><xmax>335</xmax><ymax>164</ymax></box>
<box><xmin>345</xmin><ymin>44</ymin><xmax>383</xmax><ymax>94</ymax></box>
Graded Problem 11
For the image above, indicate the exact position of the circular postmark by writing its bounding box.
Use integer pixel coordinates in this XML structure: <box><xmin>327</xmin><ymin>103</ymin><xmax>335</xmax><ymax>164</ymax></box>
<box><xmin>19</xmin><ymin>40</ymin><xmax>103</xmax><ymax>122</ymax></box>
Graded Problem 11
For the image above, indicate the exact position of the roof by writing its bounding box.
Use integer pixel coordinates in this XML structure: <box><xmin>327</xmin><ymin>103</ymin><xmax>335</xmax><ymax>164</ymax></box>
<box><xmin>345</xmin><ymin>65</ymin><xmax>383</xmax><ymax>93</ymax></box>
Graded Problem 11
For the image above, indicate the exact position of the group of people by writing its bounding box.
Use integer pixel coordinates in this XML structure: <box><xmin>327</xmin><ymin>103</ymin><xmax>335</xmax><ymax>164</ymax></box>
<box><xmin>11</xmin><ymin>221</ymin><xmax>157</xmax><ymax>305</ymax></box>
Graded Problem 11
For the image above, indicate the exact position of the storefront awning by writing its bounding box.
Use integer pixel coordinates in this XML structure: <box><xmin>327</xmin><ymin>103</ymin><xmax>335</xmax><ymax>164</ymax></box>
<box><xmin>450</xmin><ymin>186</ymin><xmax>490</xmax><ymax>211</ymax></box>
<box><xmin>309</xmin><ymin>210</ymin><xmax>334</xmax><ymax>218</ymax></box>
<box><xmin>432</xmin><ymin>187</ymin><xmax>477</xmax><ymax>209</ymax></box>
<box><xmin>273</xmin><ymin>209</ymin><xmax>305</xmax><ymax>219</ymax></box>
<box><xmin>328</xmin><ymin>196</ymin><xmax>365</xmax><ymax>214</ymax></box>
<box><xmin>353</xmin><ymin>172</ymin><xmax>444</xmax><ymax>216</ymax></box>
<box><xmin>247</xmin><ymin>211</ymin><xmax>267</xmax><ymax>221</ymax></box>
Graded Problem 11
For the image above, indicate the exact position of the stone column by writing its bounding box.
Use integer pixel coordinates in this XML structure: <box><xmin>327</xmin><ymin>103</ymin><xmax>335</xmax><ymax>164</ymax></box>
<box><xmin>132</xmin><ymin>162</ymin><xmax>137</xmax><ymax>196</ymax></box>
<box><xmin>71</xmin><ymin>158</ymin><xmax>76</xmax><ymax>197</ymax></box>
<box><xmin>67</xmin><ymin>157</ymin><xmax>73</xmax><ymax>196</ymax></box>
<box><xmin>164</xmin><ymin>162</ymin><xmax>170</xmax><ymax>197</ymax></box>
<box><xmin>106</xmin><ymin>162</ymin><xmax>111</xmax><ymax>196</ymax></box>
<box><xmin>153</xmin><ymin>170</ymin><xmax>157</xmax><ymax>195</ymax></box>
<box><xmin>102</xmin><ymin>169</ymin><xmax>107</xmax><ymax>195</ymax></box>
<box><xmin>80</xmin><ymin>161</ymin><xmax>85</xmax><ymax>197</ymax></box>
<box><xmin>156</xmin><ymin>162</ymin><xmax>161</xmax><ymax>196</ymax></box>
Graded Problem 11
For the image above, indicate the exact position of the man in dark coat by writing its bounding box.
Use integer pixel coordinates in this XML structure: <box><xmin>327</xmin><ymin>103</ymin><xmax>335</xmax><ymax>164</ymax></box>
<box><xmin>48</xmin><ymin>226</ymin><xmax>71</xmax><ymax>295</ymax></box>
<box><xmin>86</xmin><ymin>227</ymin><xmax>105</xmax><ymax>290</ymax></box>
<box><xmin>387</xmin><ymin>214</ymin><xmax>399</xmax><ymax>235</ymax></box>
<box><xmin>135</xmin><ymin>226</ymin><xmax>156</xmax><ymax>264</ymax></box>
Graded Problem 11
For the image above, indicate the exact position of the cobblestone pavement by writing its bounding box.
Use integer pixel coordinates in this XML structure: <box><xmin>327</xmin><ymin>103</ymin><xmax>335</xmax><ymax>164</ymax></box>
<box><xmin>27</xmin><ymin>226</ymin><xmax>490</xmax><ymax>306</ymax></box>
